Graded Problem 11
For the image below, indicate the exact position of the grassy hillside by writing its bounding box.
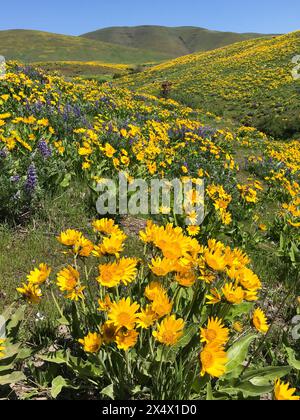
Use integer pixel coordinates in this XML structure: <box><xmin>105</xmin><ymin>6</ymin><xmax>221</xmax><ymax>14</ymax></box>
<box><xmin>81</xmin><ymin>25</ymin><xmax>274</xmax><ymax>57</ymax></box>
<box><xmin>32</xmin><ymin>61</ymin><xmax>132</xmax><ymax>81</ymax></box>
<box><xmin>119</xmin><ymin>31</ymin><xmax>300</xmax><ymax>138</ymax></box>
<box><xmin>0</xmin><ymin>29</ymin><xmax>170</xmax><ymax>63</ymax></box>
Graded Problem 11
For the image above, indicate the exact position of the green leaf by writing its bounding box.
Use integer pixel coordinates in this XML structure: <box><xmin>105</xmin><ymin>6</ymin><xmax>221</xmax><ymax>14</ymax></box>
<box><xmin>101</xmin><ymin>384</ymin><xmax>114</xmax><ymax>399</ymax></box>
<box><xmin>0</xmin><ymin>363</ymin><xmax>14</xmax><ymax>372</ymax></box>
<box><xmin>60</xmin><ymin>173</ymin><xmax>72</xmax><ymax>188</ymax></box>
<box><xmin>206</xmin><ymin>382</ymin><xmax>214</xmax><ymax>400</ymax></box>
<box><xmin>51</xmin><ymin>376</ymin><xmax>68</xmax><ymax>399</ymax></box>
<box><xmin>285</xmin><ymin>347</ymin><xmax>300</xmax><ymax>370</ymax></box>
<box><xmin>6</xmin><ymin>305</ymin><xmax>26</xmax><ymax>337</ymax></box>
<box><xmin>242</xmin><ymin>366</ymin><xmax>291</xmax><ymax>386</ymax></box>
<box><xmin>226</xmin><ymin>303</ymin><xmax>254</xmax><ymax>322</ymax></box>
<box><xmin>57</xmin><ymin>316</ymin><xmax>70</xmax><ymax>326</ymax></box>
<box><xmin>17</xmin><ymin>347</ymin><xmax>33</xmax><ymax>360</ymax></box>
<box><xmin>192</xmin><ymin>375</ymin><xmax>209</xmax><ymax>393</ymax></box>
<box><xmin>0</xmin><ymin>371</ymin><xmax>26</xmax><ymax>385</ymax></box>
<box><xmin>221</xmin><ymin>381</ymin><xmax>272</xmax><ymax>398</ymax></box>
<box><xmin>170</xmin><ymin>324</ymin><xmax>198</xmax><ymax>355</ymax></box>
<box><xmin>225</xmin><ymin>334</ymin><xmax>257</xmax><ymax>377</ymax></box>
<box><xmin>39</xmin><ymin>350</ymin><xmax>71</xmax><ymax>366</ymax></box>
<box><xmin>0</xmin><ymin>343</ymin><xmax>21</xmax><ymax>365</ymax></box>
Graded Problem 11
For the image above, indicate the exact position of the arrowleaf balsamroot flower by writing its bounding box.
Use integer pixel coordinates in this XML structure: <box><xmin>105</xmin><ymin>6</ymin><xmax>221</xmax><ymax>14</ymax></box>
<box><xmin>222</xmin><ymin>283</ymin><xmax>245</xmax><ymax>304</ymax></box>
<box><xmin>57</xmin><ymin>230</ymin><xmax>94</xmax><ymax>257</ymax></box>
<box><xmin>97</xmin><ymin>258</ymin><xmax>138</xmax><ymax>288</ymax></box>
<box><xmin>93</xmin><ymin>232</ymin><xmax>127</xmax><ymax>258</ymax></box>
<box><xmin>27</xmin><ymin>263</ymin><xmax>51</xmax><ymax>285</ymax></box>
<box><xmin>200</xmin><ymin>343</ymin><xmax>228</xmax><ymax>378</ymax></box>
<box><xmin>108</xmin><ymin>298</ymin><xmax>140</xmax><ymax>331</ymax></box>
<box><xmin>175</xmin><ymin>270</ymin><xmax>197</xmax><ymax>287</ymax></box>
<box><xmin>200</xmin><ymin>317</ymin><xmax>229</xmax><ymax>346</ymax></box>
<box><xmin>79</xmin><ymin>332</ymin><xmax>102</xmax><ymax>353</ymax></box>
<box><xmin>187</xmin><ymin>225</ymin><xmax>200</xmax><ymax>237</ymax></box>
<box><xmin>204</xmin><ymin>247</ymin><xmax>227</xmax><ymax>272</ymax></box>
<box><xmin>206</xmin><ymin>288</ymin><xmax>222</xmax><ymax>305</ymax></box>
<box><xmin>151</xmin><ymin>290</ymin><xmax>173</xmax><ymax>319</ymax></box>
<box><xmin>57</xmin><ymin>229</ymin><xmax>81</xmax><ymax>246</ymax></box>
<box><xmin>101</xmin><ymin>322</ymin><xmax>117</xmax><ymax>344</ymax></box>
<box><xmin>150</xmin><ymin>257</ymin><xmax>174</xmax><ymax>277</ymax></box>
<box><xmin>274</xmin><ymin>379</ymin><xmax>300</xmax><ymax>400</ymax></box>
<box><xmin>136</xmin><ymin>306</ymin><xmax>157</xmax><ymax>329</ymax></box>
<box><xmin>98</xmin><ymin>295</ymin><xmax>112</xmax><ymax>312</ymax></box>
<box><xmin>252</xmin><ymin>308</ymin><xmax>269</xmax><ymax>334</ymax></box>
<box><xmin>56</xmin><ymin>266</ymin><xmax>85</xmax><ymax>301</ymax></box>
<box><xmin>73</xmin><ymin>235</ymin><xmax>94</xmax><ymax>257</ymax></box>
<box><xmin>92</xmin><ymin>218</ymin><xmax>120</xmax><ymax>236</ymax></box>
<box><xmin>153</xmin><ymin>315</ymin><xmax>185</xmax><ymax>346</ymax></box>
<box><xmin>144</xmin><ymin>281</ymin><xmax>164</xmax><ymax>301</ymax></box>
<box><xmin>16</xmin><ymin>282</ymin><xmax>42</xmax><ymax>304</ymax></box>
<box><xmin>115</xmin><ymin>329</ymin><xmax>139</xmax><ymax>351</ymax></box>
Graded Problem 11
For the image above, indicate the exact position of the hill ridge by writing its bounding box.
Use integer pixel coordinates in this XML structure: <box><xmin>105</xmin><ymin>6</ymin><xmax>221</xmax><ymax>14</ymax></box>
<box><xmin>81</xmin><ymin>25</ymin><xmax>277</xmax><ymax>57</ymax></box>
<box><xmin>0</xmin><ymin>29</ymin><xmax>171</xmax><ymax>64</ymax></box>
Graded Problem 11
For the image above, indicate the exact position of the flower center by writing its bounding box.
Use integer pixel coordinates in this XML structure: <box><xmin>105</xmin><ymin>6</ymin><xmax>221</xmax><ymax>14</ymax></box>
<box><xmin>206</xmin><ymin>329</ymin><xmax>217</xmax><ymax>341</ymax></box>
<box><xmin>162</xmin><ymin>331</ymin><xmax>175</xmax><ymax>344</ymax></box>
<box><xmin>118</xmin><ymin>312</ymin><xmax>131</xmax><ymax>326</ymax></box>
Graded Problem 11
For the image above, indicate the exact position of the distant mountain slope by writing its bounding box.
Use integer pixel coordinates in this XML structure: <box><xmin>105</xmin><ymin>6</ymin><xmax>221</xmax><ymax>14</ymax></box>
<box><xmin>118</xmin><ymin>32</ymin><xmax>300</xmax><ymax>139</ymax></box>
<box><xmin>0</xmin><ymin>30</ymin><xmax>170</xmax><ymax>63</ymax></box>
<box><xmin>81</xmin><ymin>25</ymin><xmax>274</xmax><ymax>57</ymax></box>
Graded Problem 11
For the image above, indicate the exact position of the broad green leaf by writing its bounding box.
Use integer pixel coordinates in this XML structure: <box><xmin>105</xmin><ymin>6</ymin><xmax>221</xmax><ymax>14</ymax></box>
<box><xmin>242</xmin><ymin>366</ymin><xmax>291</xmax><ymax>386</ymax></box>
<box><xmin>39</xmin><ymin>350</ymin><xmax>70</xmax><ymax>366</ymax></box>
<box><xmin>0</xmin><ymin>343</ymin><xmax>21</xmax><ymax>365</ymax></box>
<box><xmin>226</xmin><ymin>303</ymin><xmax>254</xmax><ymax>322</ymax></box>
<box><xmin>6</xmin><ymin>305</ymin><xmax>26</xmax><ymax>336</ymax></box>
<box><xmin>221</xmin><ymin>381</ymin><xmax>272</xmax><ymax>398</ymax></box>
<box><xmin>60</xmin><ymin>173</ymin><xmax>72</xmax><ymax>188</ymax></box>
<box><xmin>51</xmin><ymin>375</ymin><xmax>68</xmax><ymax>399</ymax></box>
<box><xmin>17</xmin><ymin>347</ymin><xmax>33</xmax><ymax>360</ymax></box>
<box><xmin>0</xmin><ymin>371</ymin><xmax>26</xmax><ymax>385</ymax></box>
<box><xmin>57</xmin><ymin>316</ymin><xmax>70</xmax><ymax>326</ymax></box>
<box><xmin>0</xmin><ymin>363</ymin><xmax>14</xmax><ymax>372</ymax></box>
<box><xmin>170</xmin><ymin>324</ymin><xmax>198</xmax><ymax>355</ymax></box>
<box><xmin>226</xmin><ymin>334</ymin><xmax>257</xmax><ymax>377</ymax></box>
<box><xmin>101</xmin><ymin>384</ymin><xmax>114</xmax><ymax>399</ymax></box>
<box><xmin>192</xmin><ymin>375</ymin><xmax>209</xmax><ymax>393</ymax></box>
<box><xmin>285</xmin><ymin>347</ymin><xmax>300</xmax><ymax>370</ymax></box>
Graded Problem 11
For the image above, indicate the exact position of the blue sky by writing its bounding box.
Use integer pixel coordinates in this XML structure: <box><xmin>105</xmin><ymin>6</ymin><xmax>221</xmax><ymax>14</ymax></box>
<box><xmin>0</xmin><ymin>0</ymin><xmax>299</xmax><ymax>35</ymax></box>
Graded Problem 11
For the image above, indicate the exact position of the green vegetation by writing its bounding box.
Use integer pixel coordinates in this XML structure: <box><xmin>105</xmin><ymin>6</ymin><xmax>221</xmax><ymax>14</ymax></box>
<box><xmin>81</xmin><ymin>25</ymin><xmax>274</xmax><ymax>58</ymax></box>
<box><xmin>31</xmin><ymin>61</ymin><xmax>130</xmax><ymax>81</ymax></box>
<box><xmin>119</xmin><ymin>31</ymin><xmax>300</xmax><ymax>139</ymax></box>
<box><xmin>0</xmin><ymin>29</ymin><xmax>300</xmax><ymax>400</ymax></box>
<box><xmin>0</xmin><ymin>29</ymin><xmax>170</xmax><ymax>64</ymax></box>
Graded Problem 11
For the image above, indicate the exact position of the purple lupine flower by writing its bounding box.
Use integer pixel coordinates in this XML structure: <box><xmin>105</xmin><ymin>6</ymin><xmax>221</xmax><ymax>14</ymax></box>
<box><xmin>24</xmin><ymin>163</ymin><xmax>38</xmax><ymax>195</ymax></box>
<box><xmin>38</xmin><ymin>139</ymin><xmax>52</xmax><ymax>159</ymax></box>
<box><xmin>10</xmin><ymin>175</ymin><xmax>20</xmax><ymax>183</ymax></box>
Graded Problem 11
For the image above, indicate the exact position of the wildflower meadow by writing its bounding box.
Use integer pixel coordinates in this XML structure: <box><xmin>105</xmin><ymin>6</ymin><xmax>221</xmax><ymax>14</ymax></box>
<box><xmin>0</xmin><ymin>12</ymin><xmax>300</xmax><ymax>403</ymax></box>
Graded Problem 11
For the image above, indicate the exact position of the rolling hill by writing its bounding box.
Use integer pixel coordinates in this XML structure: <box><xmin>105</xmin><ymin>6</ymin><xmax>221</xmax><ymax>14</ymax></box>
<box><xmin>118</xmin><ymin>31</ymin><xmax>300</xmax><ymax>139</ymax></box>
<box><xmin>0</xmin><ymin>29</ymin><xmax>170</xmax><ymax>64</ymax></box>
<box><xmin>81</xmin><ymin>25</ymin><xmax>274</xmax><ymax>58</ymax></box>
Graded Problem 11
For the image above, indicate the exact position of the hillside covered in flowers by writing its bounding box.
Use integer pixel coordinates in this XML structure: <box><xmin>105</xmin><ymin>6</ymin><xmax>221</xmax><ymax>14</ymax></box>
<box><xmin>0</xmin><ymin>46</ymin><xmax>299</xmax><ymax>401</ymax></box>
<box><xmin>119</xmin><ymin>31</ymin><xmax>300</xmax><ymax>139</ymax></box>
